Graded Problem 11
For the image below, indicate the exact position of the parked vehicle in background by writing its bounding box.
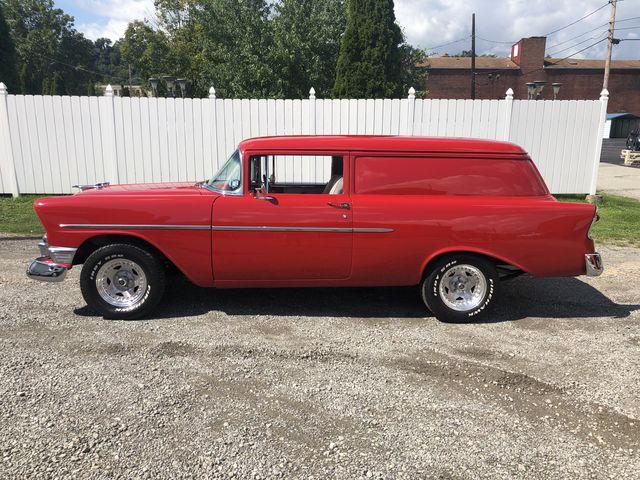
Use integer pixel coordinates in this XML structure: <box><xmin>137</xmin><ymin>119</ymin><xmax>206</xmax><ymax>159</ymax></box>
<box><xmin>27</xmin><ymin>136</ymin><xmax>602</xmax><ymax>322</ymax></box>
<box><xmin>626</xmin><ymin>129</ymin><xmax>640</xmax><ymax>151</ymax></box>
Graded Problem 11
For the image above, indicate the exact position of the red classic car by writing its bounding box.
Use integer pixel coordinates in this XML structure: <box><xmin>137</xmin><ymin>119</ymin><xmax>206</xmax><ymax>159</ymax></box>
<box><xmin>27</xmin><ymin>135</ymin><xmax>602</xmax><ymax>322</ymax></box>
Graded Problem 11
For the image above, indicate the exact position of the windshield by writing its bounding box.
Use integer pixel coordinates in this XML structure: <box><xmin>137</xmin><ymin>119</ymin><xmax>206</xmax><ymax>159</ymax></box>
<box><xmin>207</xmin><ymin>149</ymin><xmax>242</xmax><ymax>192</ymax></box>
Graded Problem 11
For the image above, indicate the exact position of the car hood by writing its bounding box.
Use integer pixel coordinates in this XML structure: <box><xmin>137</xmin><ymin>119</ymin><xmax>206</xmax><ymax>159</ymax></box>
<box><xmin>74</xmin><ymin>182</ymin><xmax>207</xmax><ymax>196</ymax></box>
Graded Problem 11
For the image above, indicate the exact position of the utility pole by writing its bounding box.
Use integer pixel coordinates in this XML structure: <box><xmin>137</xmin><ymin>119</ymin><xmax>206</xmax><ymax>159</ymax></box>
<box><xmin>471</xmin><ymin>13</ymin><xmax>476</xmax><ymax>99</ymax></box>
<box><xmin>603</xmin><ymin>0</ymin><xmax>617</xmax><ymax>90</ymax></box>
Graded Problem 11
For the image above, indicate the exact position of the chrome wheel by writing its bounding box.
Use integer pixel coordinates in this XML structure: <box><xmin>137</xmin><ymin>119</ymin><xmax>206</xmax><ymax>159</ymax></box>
<box><xmin>438</xmin><ymin>264</ymin><xmax>487</xmax><ymax>312</ymax></box>
<box><xmin>95</xmin><ymin>258</ymin><xmax>148</xmax><ymax>308</ymax></box>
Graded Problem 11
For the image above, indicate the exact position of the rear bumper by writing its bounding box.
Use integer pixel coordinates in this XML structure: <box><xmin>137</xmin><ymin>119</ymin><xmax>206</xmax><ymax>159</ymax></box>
<box><xmin>585</xmin><ymin>253</ymin><xmax>603</xmax><ymax>276</ymax></box>
<box><xmin>27</xmin><ymin>257</ymin><xmax>69</xmax><ymax>282</ymax></box>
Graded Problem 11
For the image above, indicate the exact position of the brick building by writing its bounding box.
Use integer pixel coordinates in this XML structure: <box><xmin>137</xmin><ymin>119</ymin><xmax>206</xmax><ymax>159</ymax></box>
<box><xmin>424</xmin><ymin>36</ymin><xmax>640</xmax><ymax>113</ymax></box>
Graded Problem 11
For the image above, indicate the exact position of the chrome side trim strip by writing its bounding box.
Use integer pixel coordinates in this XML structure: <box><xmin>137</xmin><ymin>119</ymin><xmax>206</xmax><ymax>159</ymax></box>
<box><xmin>212</xmin><ymin>226</ymin><xmax>351</xmax><ymax>232</ymax></box>
<box><xmin>60</xmin><ymin>224</ymin><xmax>210</xmax><ymax>230</ymax></box>
<box><xmin>212</xmin><ymin>226</ymin><xmax>394</xmax><ymax>233</ymax></box>
<box><xmin>60</xmin><ymin>224</ymin><xmax>394</xmax><ymax>233</ymax></box>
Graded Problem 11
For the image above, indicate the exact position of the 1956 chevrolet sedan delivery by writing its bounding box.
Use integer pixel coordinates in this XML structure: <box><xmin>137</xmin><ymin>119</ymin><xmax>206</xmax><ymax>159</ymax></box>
<box><xmin>27</xmin><ymin>135</ymin><xmax>602</xmax><ymax>322</ymax></box>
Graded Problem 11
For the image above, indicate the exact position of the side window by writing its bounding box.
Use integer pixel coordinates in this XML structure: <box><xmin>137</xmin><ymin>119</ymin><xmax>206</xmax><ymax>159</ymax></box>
<box><xmin>249</xmin><ymin>155</ymin><xmax>344</xmax><ymax>195</ymax></box>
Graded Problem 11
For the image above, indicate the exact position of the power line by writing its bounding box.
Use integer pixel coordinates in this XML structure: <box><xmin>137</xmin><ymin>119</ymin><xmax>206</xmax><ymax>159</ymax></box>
<box><xmin>474</xmin><ymin>12</ymin><xmax>640</xmax><ymax>51</ymax></box>
<box><xmin>617</xmin><ymin>15</ymin><xmax>640</xmax><ymax>23</ymax></box>
<box><xmin>477</xmin><ymin>2</ymin><xmax>612</xmax><ymax>47</ymax></box>
<box><xmin>424</xmin><ymin>36</ymin><xmax>471</xmax><ymax>53</ymax></box>
<box><xmin>615</xmin><ymin>24</ymin><xmax>640</xmax><ymax>31</ymax></box>
<box><xmin>429</xmin><ymin>4</ymin><xmax>631</xmax><ymax>58</ymax></box>
<box><xmin>543</xmin><ymin>1</ymin><xmax>610</xmax><ymax>37</ymax></box>
<box><xmin>546</xmin><ymin>31</ymin><xmax>608</xmax><ymax>56</ymax></box>
<box><xmin>40</xmin><ymin>54</ymin><xmax>110</xmax><ymax>81</ymax></box>
<box><xmin>546</xmin><ymin>20</ymin><xmax>639</xmax><ymax>53</ymax></box>
<box><xmin>431</xmin><ymin>9</ymin><xmax>637</xmax><ymax>55</ymax></box>
<box><xmin>546</xmin><ymin>24</ymin><xmax>608</xmax><ymax>49</ymax></box>
<box><xmin>535</xmin><ymin>38</ymin><xmax>609</xmax><ymax>72</ymax></box>
<box><xmin>476</xmin><ymin>36</ymin><xmax>514</xmax><ymax>45</ymax></box>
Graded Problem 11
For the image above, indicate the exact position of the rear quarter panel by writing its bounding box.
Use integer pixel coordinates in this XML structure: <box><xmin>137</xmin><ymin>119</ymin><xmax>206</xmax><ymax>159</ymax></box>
<box><xmin>351</xmin><ymin>195</ymin><xmax>596</xmax><ymax>285</ymax></box>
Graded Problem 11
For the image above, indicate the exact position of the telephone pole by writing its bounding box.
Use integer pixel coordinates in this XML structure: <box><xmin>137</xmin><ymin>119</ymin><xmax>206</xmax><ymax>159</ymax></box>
<box><xmin>603</xmin><ymin>0</ymin><xmax>617</xmax><ymax>90</ymax></box>
<box><xmin>471</xmin><ymin>13</ymin><xmax>476</xmax><ymax>99</ymax></box>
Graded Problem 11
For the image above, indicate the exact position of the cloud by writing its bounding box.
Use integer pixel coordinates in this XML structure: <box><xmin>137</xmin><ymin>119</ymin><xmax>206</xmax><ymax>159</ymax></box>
<box><xmin>72</xmin><ymin>0</ymin><xmax>155</xmax><ymax>40</ymax></box>
<box><xmin>78</xmin><ymin>19</ymin><xmax>130</xmax><ymax>41</ymax></box>
<box><xmin>69</xmin><ymin>0</ymin><xmax>639</xmax><ymax>59</ymax></box>
<box><xmin>394</xmin><ymin>0</ymin><xmax>638</xmax><ymax>60</ymax></box>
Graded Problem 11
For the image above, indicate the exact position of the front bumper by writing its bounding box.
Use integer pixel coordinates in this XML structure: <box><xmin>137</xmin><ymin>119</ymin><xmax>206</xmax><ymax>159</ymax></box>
<box><xmin>27</xmin><ymin>257</ymin><xmax>69</xmax><ymax>282</ymax></box>
<box><xmin>27</xmin><ymin>236</ymin><xmax>77</xmax><ymax>282</ymax></box>
<box><xmin>585</xmin><ymin>253</ymin><xmax>604</xmax><ymax>276</ymax></box>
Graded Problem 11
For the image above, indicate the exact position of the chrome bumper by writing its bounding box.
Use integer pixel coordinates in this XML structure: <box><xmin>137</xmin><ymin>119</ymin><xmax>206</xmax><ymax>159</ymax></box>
<box><xmin>27</xmin><ymin>257</ymin><xmax>68</xmax><ymax>282</ymax></box>
<box><xmin>27</xmin><ymin>236</ymin><xmax>77</xmax><ymax>282</ymax></box>
<box><xmin>585</xmin><ymin>253</ymin><xmax>603</xmax><ymax>277</ymax></box>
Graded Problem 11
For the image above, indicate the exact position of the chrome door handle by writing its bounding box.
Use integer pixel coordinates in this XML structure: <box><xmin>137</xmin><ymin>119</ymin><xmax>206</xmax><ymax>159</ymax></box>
<box><xmin>327</xmin><ymin>202</ymin><xmax>350</xmax><ymax>209</ymax></box>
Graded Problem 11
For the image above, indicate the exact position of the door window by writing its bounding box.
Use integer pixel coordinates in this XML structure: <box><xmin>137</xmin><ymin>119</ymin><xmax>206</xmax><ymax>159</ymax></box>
<box><xmin>249</xmin><ymin>154</ymin><xmax>344</xmax><ymax>195</ymax></box>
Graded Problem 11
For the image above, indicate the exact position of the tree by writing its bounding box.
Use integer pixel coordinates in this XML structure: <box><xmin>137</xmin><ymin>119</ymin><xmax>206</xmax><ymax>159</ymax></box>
<box><xmin>50</xmin><ymin>71</ymin><xmax>62</xmax><ymax>94</ymax></box>
<box><xmin>453</xmin><ymin>50</ymin><xmax>497</xmax><ymax>58</ymax></box>
<box><xmin>154</xmin><ymin>0</ymin><xmax>205</xmax><ymax>96</ymax></box>
<box><xmin>2</xmin><ymin>0</ymin><xmax>95</xmax><ymax>94</ymax></box>
<box><xmin>194</xmin><ymin>0</ymin><xmax>276</xmax><ymax>97</ymax></box>
<box><xmin>333</xmin><ymin>0</ymin><xmax>403</xmax><ymax>98</ymax></box>
<box><xmin>399</xmin><ymin>44</ymin><xmax>428</xmax><ymax>98</ymax></box>
<box><xmin>119</xmin><ymin>20</ymin><xmax>171</xmax><ymax>87</ymax></box>
<box><xmin>0</xmin><ymin>4</ymin><xmax>18</xmax><ymax>89</ymax></box>
<box><xmin>270</xmin><ymin>0</ymin><xmax>346</xmax><ymax>98</ymax></box>
<box><xmin>93</xmin><ymin>37</ymin><xmax>127</xmax><ymax>85</ymax></box>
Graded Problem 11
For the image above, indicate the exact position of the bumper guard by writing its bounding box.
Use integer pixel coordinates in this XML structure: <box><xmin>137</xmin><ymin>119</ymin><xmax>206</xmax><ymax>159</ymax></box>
<box><xmin>585</xmin><ymin>253</ymin><xmax>603</xmax><ymax>277</ymax></box>
<box><xmin>27</xmin><ymin>236</ymin><xmax>76</xmax><ymax>282</ymax></box>
<box><xmin>27</xmin><ymin>257</ymin><xmax>69</xmax><ymax>282</ymax></box>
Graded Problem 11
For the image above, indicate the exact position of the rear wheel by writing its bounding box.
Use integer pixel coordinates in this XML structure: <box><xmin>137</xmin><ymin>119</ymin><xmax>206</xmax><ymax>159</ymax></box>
<box><xmin>80</xmin><ymin>244</ymin><xmax>165</xmax><ymax>319</ymax></box>
<box><xmin>421</xmin><ymin>254</ymin><xmax>499</xmax><ymax>323</ymax></box>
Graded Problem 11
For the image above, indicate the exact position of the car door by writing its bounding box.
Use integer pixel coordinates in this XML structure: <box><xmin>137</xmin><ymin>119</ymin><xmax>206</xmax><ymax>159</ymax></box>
<box><xmin>212</xmin><ymin>150</ymin><xmax>352</xmax><ymax>282</ymax></box>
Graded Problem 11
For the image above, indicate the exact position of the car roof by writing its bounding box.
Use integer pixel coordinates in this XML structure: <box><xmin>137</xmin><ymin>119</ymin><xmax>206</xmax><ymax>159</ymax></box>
<box><xmin>238</xmin><ymin>135</ymin><xmax>527</xmax><ymax>155</ymax></box>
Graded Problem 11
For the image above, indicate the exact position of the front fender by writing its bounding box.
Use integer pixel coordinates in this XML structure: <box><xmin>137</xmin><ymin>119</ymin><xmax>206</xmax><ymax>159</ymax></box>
<box><xmin>34</xmin><ymin>193</ymin><xmax>217</xmax><ymax>287</ymax></box>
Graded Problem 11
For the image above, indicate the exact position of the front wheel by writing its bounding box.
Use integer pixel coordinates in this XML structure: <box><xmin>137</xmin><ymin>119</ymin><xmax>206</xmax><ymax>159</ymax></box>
<box><xmin>421</xmin><ymin>254</ymin><xmax>499</xmax><ymax>323</ymax></box>
<box><xmin>80</xmin><ymin>244</ymin><xmax>165</xmax><ymax>320</ymax></box>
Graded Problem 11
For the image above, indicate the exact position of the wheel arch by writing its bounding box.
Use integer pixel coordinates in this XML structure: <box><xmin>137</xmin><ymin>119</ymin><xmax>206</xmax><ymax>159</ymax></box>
<box><xmin>72</xmin><ymin>234</ymin><xmax>182</xmax><ymax>275</ymax></box>
<box><xmin>420</xmin><ymin>247</ymin><xmax>530</xmax><ymax>278</ymax></box>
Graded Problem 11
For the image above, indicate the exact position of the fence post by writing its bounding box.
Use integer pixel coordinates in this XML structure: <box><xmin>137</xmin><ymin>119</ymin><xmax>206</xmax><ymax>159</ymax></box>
<box><xmin>0</xmin><ymin>83</ymin><xmax>19</xmax><ymax>197</ymax></box>
<box><xmin>502</xmin><ymin>88</ymin><xmax>514</xmax><ymax>141</ymax></box>
<box><xmin>407</xmin><ymin>87</ymin><xmax>416</xmax><ymax>135</ymax></box>
<box><xmin>589</xmin><ymin>89</ymin><xmax>609</xmax><ymax>195</ymax></box>
<box><xmin>100</xmin><ymin>84</ymin><xmax>119</xmax><ymax>184</ymax></box>
<box><xmin>208</xmin><ymin>87</ymin><xmax>216</xmax><ymax>99</ymax></box>
<box><xmin>309</xmin><ymin>87</ymin><xmax>316</xmax><ymax>134</ymax></box>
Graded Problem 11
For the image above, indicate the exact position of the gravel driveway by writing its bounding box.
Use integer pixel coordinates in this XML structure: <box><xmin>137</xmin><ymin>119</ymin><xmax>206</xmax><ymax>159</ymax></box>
<box><xmin>1</xmin><ymin>237</ymin><xmax>639</xmax><ymax>479</ymax></box>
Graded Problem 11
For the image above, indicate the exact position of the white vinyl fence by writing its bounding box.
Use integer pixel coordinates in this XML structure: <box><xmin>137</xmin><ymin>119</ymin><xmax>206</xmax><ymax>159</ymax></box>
<box><xmin>0</xmin><ymin>83</ymin><xmax>608</xmax><ymax>196</ymax></box>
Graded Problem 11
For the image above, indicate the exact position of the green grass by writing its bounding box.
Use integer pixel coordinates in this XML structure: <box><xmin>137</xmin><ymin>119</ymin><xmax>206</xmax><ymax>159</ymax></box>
<box><xmin>0</xmin><ymin>195</ymin><xmax>45</xmax><ymax>235</ymax></box>
<box><xmin>1</xmin><ymin>192</ymin><xmax>639</xmax><ymax>246</ymax></box>
<box><xmin>557</xmin><ymin>193</ymin><xmax>640</xmax><ymax>247</ymax></box>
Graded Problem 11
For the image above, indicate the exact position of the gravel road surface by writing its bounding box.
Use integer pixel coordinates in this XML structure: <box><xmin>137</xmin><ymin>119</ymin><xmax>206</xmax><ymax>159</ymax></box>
<box><xmin>1</xmin><ymin>237</ymin><xmax>639</xmax><ymax>479</ymax></box>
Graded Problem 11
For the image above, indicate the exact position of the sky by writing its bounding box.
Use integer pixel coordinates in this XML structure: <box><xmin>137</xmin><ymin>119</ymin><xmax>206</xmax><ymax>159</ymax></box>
<box><xmin>57</xmin><ymin>0</ymin><xmax>639</xmax><ymax>59</ymax></box>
